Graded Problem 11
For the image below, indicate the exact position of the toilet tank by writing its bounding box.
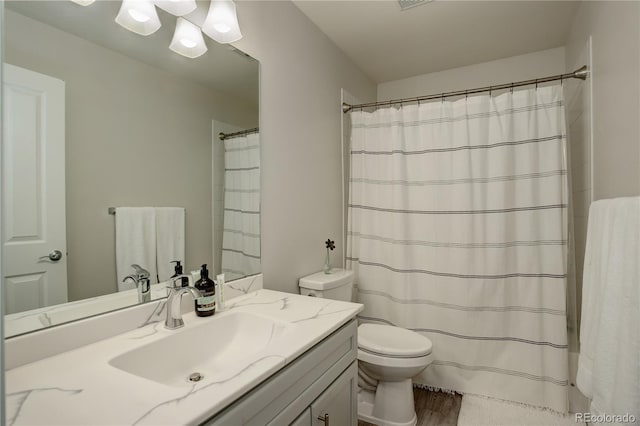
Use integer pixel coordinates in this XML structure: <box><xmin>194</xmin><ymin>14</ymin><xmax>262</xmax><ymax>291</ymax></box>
<box><xmin>298</xmin><ymin>269</ymin><xmax>354</xmax><ymax>302</ymax></box>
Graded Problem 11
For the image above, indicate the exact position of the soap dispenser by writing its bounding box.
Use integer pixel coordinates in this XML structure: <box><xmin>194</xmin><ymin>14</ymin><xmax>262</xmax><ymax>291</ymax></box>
<box><xmin>170</xmin><ymin>260</ymin><xmax>189</xmax><ymax>287</ymax></box>
<box><xmin>194</xmin><ymin>264</ymin><xmax>216</xmax><ymax>317</ymax></box>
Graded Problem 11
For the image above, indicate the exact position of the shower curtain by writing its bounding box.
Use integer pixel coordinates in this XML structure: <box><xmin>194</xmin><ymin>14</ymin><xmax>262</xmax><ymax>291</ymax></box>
<box><xmin>221</xmin><ymin>132</ymin><xmax>261</xmax><ymax>280</ymax></box>
<box><xmin>347</xmin><ymin>86</ymin><xmax>569</xmax><ymax>412</ymax></box>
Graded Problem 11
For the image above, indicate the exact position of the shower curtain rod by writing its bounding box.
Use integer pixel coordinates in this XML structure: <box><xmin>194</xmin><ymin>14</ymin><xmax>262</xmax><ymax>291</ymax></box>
<box><xmin>219</xmin><ymin>127</ymin><xmax>259</xmax><ymax>141</ymax></box>
<box><xmin>342</xmin><ymin>65</ymin><xmax>588</xmax><ymax>113</ymax></box>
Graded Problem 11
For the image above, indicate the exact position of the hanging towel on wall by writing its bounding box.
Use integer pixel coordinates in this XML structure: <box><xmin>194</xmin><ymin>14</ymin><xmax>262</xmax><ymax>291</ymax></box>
<box><xmin>156</xmin><ymin>207</ymin><xmax>185</xmax><ymax>282</ymax></box>
<box><xmin>116</xmin><ymin>207</ymin><xmax>157</xmax><ymax>290</ymax></box>
<box><xmin>577</xmin><ymin>197</ymin><xmax>640</xmax><ymax>419</ymax></box>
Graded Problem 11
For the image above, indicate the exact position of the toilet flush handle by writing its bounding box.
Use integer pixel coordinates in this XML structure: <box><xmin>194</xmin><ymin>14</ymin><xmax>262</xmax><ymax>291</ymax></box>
<box><xmin>317</xmin><ymin>413</ymin><xmax>329</xmax><ymax>426</ymax></box>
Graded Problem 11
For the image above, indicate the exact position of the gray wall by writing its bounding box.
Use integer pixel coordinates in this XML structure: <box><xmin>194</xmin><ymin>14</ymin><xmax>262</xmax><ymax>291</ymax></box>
<box><xmin>377</xmin><ymin>47</ymin><xmax>566</xmax><ymax>100</ymax></box>
<box><xmin>233</xmin><ymin>1</ymin><xmax>377</xmax><ymax>294</ymax></box>
<box><xmin>5</xmin><ymin>10</ymin><xmax>258</xmax><ymax>301</ymax></box>
<box><xmin>564</xmin><ymin>0</ymin><xmax>640</xmax><ymax>349</ymax></box>
<box><xmin>565</xmin><ymin>1</ymin><xmax>640</xmax><ymax>201</ymax></box>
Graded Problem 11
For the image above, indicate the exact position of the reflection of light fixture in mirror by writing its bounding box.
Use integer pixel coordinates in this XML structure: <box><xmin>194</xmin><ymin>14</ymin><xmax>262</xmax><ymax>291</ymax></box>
<box><xmin>155</xmin><ymin>0</ymin><xmax>197</xmax><ymax>16</ymax></box>
<box><xmin>202</xmin><ymin>0</ymin><xmax>242</xmax><ymax>44</ymax></box>
<box><xmin>115</xmin><ymin>0</ymin><xmax>162</xmax><ymax>36</ymax></box>
<box><xmin>170</xmin><ymin>18</ymin><xmax>208</xmax><ymax>58</ymax></box>
<box><xmin>70</xmin><ymin>0</ymin><xmax>96</xmax><ymax>5</ymax></box>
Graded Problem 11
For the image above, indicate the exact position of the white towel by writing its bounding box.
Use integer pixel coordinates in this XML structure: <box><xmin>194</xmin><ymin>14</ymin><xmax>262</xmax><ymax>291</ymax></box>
<box><xmin>577</xmin><ymin>197</ymin><xmax>640</xmax><ymax>418</ymax></box>
<box><xmin>115</xmin><ymin>207</ymin><xmax>158</xmax><ymax>290</ymax></box>
<box><xmin>155</xmin><ymin>207</ymin><xmax>185</xmax><ymax>282</ymax></box>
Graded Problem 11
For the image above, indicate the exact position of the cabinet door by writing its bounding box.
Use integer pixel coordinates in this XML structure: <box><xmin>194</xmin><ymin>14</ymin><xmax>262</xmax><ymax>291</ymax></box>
<box><xmin>290</xmin><ymin>408</ymin><xmax>312</xmax><ymax>426</ymax></box>
<box><xmin>310</xmin><ymin>362</ymin><xmax>358</xmax><ymax>426</ymax></box>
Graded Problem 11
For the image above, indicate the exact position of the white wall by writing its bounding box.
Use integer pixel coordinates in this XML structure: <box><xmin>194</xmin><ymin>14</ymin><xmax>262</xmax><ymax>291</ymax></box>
<box><xmin>4</xmin><ymin>10</ymin><xmax>258</xmax><ymax>301</ymax></box>
<box><xmin>378</xmin><ymin>47</ymin><xmax>566</xmax><ymax>100</ymax></box>
<box><xmin>565</xmin><ymin>1</ymin><xmax>640</xmax><ymax>201</ymax></box>
<box><xmin>0</xmin><ymin>4</ymin><xmax>5</xmax><ymax>419</ymax></box>
<box><xmin>233</xmin><ymin>1</ymin><xmax>377</xmax><ymax>294</ymax></box>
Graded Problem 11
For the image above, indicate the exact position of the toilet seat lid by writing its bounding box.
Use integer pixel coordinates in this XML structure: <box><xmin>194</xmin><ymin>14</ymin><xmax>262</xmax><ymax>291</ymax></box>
<box><xmin>358</xmin><ymin>324</ymin><xmax>432</xmax><ymax>357</ymax></box>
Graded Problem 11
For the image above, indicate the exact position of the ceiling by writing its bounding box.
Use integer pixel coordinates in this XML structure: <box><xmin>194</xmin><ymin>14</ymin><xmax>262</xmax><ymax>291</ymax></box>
<box><xmin>6</xmin><ymin>1</ymin><xmax>259</xmax><ymax>106</ymax></box>
<box><xmin>293</xmin><ymin>0</ymin><xmax>580</xmax><ymax>83</ymax></box>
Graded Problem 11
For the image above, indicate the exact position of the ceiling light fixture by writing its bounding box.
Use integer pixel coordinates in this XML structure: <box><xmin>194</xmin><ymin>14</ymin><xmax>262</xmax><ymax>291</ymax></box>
<box><xmin>202</xmin><ymin>0</ymin><xmax>242</xmax><ymax>44</ymax></box>
<box><xmin>397</xmin><ymin>0</ymin><xmax>434</xmax><ymax>11</ymax></box>
<box><xmin>115</xmin><ymin>0</ymin><xmax>161</xmax><ymax>36</ymax></box>
<box><xmin>170</xmin><ymin>17</ymin><xmax>208</xmax><ymax>58</ymax></box>
<box><xmin>70</xmin><ymin>0</ymin><xmax>96</xmax><ymax>5</ymax></box>
<box><xmin>155</xmin><ymin>0</ymin><xmax>197</xmax><ymax>17</ymax></box>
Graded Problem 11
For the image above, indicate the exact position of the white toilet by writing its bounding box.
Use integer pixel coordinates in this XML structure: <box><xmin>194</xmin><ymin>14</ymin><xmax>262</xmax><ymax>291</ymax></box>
<box><xmin>299</xmin><ymin>269</ymin><xmax>433</xmax><ymax>426</ymax></box>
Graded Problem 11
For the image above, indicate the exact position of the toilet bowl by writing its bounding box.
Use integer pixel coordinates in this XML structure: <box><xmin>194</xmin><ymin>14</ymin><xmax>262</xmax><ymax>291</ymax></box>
<box><xmin>299</xmin><ymin>270</ymin><xmax>433</xmax><ymax>426</ymax></box>
<box><xmin>357</xmin><ymin>323</ymin><xmax>432</xmax><ymax>426</ymax></box>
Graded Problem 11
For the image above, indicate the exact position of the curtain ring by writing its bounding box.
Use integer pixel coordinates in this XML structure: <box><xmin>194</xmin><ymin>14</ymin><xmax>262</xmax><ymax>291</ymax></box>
<box><xmin>465</xmin><ymin>90</ymin><xmax>468</xmax><ymax>100</ymax></box>
<box><xmin>510</xmin><ymin>83</ymin><xmax>514</xmax><ymax>94</ymax></box>
<box><xmin>441</xmin><ymin>93</ymin><xmax>445</xmax><ymax>103</ymax></box>
<box><xmin>535</xmin><ymin>80</ymin><xmax>539</xmax><ymax>90</ymax></box>
<box><xmin>560</xmin><ymin>75</ymin><xmax>564</xmax><ymax>86</ymax></box>
<box><xmin>489</xmin><ymin>86</ymin><xmax>493</xmax><ymax>97</ymax></box>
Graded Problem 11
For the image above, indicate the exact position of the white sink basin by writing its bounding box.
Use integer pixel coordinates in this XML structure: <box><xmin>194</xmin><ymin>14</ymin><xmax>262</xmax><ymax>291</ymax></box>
<box><xmin>109</xmin><ymin>311</ymin><xmax>287</xmax><ymax>387</ymax></box>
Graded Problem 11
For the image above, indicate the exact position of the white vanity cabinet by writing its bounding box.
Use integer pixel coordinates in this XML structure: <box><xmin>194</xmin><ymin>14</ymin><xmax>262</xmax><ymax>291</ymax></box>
<box><xmin>309</xmin><ymin>362</ymin><xmax>358</xmax><ymax>426</ymax></box>
<box><xmin>205</xmin><ymin>319</ymin><xmax>358</xmax><ymax>426</ymax></box>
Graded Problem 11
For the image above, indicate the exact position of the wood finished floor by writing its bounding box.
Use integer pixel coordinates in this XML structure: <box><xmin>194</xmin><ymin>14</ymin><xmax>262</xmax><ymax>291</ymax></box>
<box><xmin>358</xmin><ymin>388</ymin><xmax>462</xmax><ymax>426</ymax></box>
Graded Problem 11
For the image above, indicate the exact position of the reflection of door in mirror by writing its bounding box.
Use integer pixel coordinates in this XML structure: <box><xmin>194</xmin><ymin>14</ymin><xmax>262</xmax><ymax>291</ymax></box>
<box><xmin>2</xmin><ymin>63</ymin><xmax>68</xmax><ymax>314</ymax></box>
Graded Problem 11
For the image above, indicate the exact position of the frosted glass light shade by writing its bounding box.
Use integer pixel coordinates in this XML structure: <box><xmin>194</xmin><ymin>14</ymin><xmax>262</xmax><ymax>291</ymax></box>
<box><xmin>170</xmin><ymin>18</ymin><xmax>208</xmax><ymax>58</ymax></box>
<box><xmin>70</xmin><ymin>0</ymin><xmax>96</xmax><ymax>6</ymax></box>
<box><xmin>202</xmin><ymin>0</ymin><xmax>242</xmax><ymax>44</ymax></box>
<box><xmin>115</xmin><ymin>0</ymin><xmax>161</xmax><ymax>36</ymax></box>
<box><xmin>155</xmin><ymin>0</ymin><xmax>197</xmax><ymax>16</ymax></box>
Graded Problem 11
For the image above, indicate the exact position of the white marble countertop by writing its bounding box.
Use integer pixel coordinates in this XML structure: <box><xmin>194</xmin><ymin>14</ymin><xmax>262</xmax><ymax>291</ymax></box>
<box><xmin>5</xmin><ymin>289</ymin><xmax>363</xmax><ymax>425</ymax></box>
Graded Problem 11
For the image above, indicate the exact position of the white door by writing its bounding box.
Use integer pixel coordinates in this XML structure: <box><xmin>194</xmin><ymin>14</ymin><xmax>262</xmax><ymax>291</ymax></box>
<box><xmin>2</xmin><ymin>63</ymin><xmax>67</xmax><ymax>314</ymax></box>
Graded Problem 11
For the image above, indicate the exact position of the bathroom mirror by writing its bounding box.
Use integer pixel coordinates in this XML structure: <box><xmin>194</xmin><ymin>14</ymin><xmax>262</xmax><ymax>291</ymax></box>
<box><xmin>2</xmin><ymin>1</ymin><xmax>260</xmax><ymax>337</ymax></box>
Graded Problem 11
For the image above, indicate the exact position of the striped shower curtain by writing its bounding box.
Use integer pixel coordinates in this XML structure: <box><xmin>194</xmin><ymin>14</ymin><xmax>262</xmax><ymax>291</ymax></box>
<box><xmin>347</xmin><ymin>86</ymin><xmax>569</xmax><ymax>412</ymax></box>
<box><xmin>221</xmin><ymin>133</ymin><xmax>261</xmax><ymax>280</ymax></box>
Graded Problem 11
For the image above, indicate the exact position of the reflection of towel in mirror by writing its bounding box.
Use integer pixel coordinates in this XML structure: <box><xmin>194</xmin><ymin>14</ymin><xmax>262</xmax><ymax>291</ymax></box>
<box><xmin>577</xmin><ymin>197</ymin><xmax>640</xmax><ymax>418</ymax></box>
<box><xmin>156</xmin><ymin>207</ymin><xmax>185</xmax><ymax>282</ymax></box>
<box><xmin>116</xmin><ymin>207</ymin><xmax>157</xmax><ymax>290</ymax></box>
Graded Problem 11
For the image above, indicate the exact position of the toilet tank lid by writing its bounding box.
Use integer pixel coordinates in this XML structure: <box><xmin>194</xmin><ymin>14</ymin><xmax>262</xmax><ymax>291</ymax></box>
<box><xmin>298</xmin><ymin>269</ymin><xmax>354</xmax><ymax>290</ymax></box>
<box><xmin>358</xmin><ymin>323</ymin><xmax>432</xmax><ymax>357</ymax></box>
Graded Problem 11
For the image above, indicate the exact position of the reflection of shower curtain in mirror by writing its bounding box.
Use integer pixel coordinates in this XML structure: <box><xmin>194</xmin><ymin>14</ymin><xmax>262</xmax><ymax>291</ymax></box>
<box><xmin>221</xmin><ymin>133</ymin><xmax>261</xmax><ymax>280</ymax></box>
<box><xmin>347</xmin><ymin>86</ymin><xmax>569</xmax><ymax>412</ymax></box>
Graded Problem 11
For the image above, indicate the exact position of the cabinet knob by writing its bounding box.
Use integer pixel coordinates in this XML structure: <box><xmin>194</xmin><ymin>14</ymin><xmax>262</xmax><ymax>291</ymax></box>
<box><xmin>317</xmin><ymin>413</ymin><xmax>329</xmax><ymax>426</ymax></box>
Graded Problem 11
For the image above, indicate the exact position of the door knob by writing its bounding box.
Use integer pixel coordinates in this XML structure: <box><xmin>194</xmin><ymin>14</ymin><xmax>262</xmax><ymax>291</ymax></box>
<box><xmin>317</xmin><ymin>413</ymin><xmax>329</xmax><ymax>426</ymax></box>
<box><xmin>42</xmin><ymin>250</ymin><xmax>63</xmax><ymax>262</ymax></box>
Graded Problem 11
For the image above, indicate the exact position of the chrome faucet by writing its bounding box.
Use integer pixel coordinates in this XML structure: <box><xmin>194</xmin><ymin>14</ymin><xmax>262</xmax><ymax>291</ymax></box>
<box><xmin>123</xmin><ymin>264</ymin><xmax>151</xmax><ymax>304</ymax></box>
<box><xmin>165</xmin><ymin>274</ymin><xmax>201</xmax><ymax>330</ymax></box>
